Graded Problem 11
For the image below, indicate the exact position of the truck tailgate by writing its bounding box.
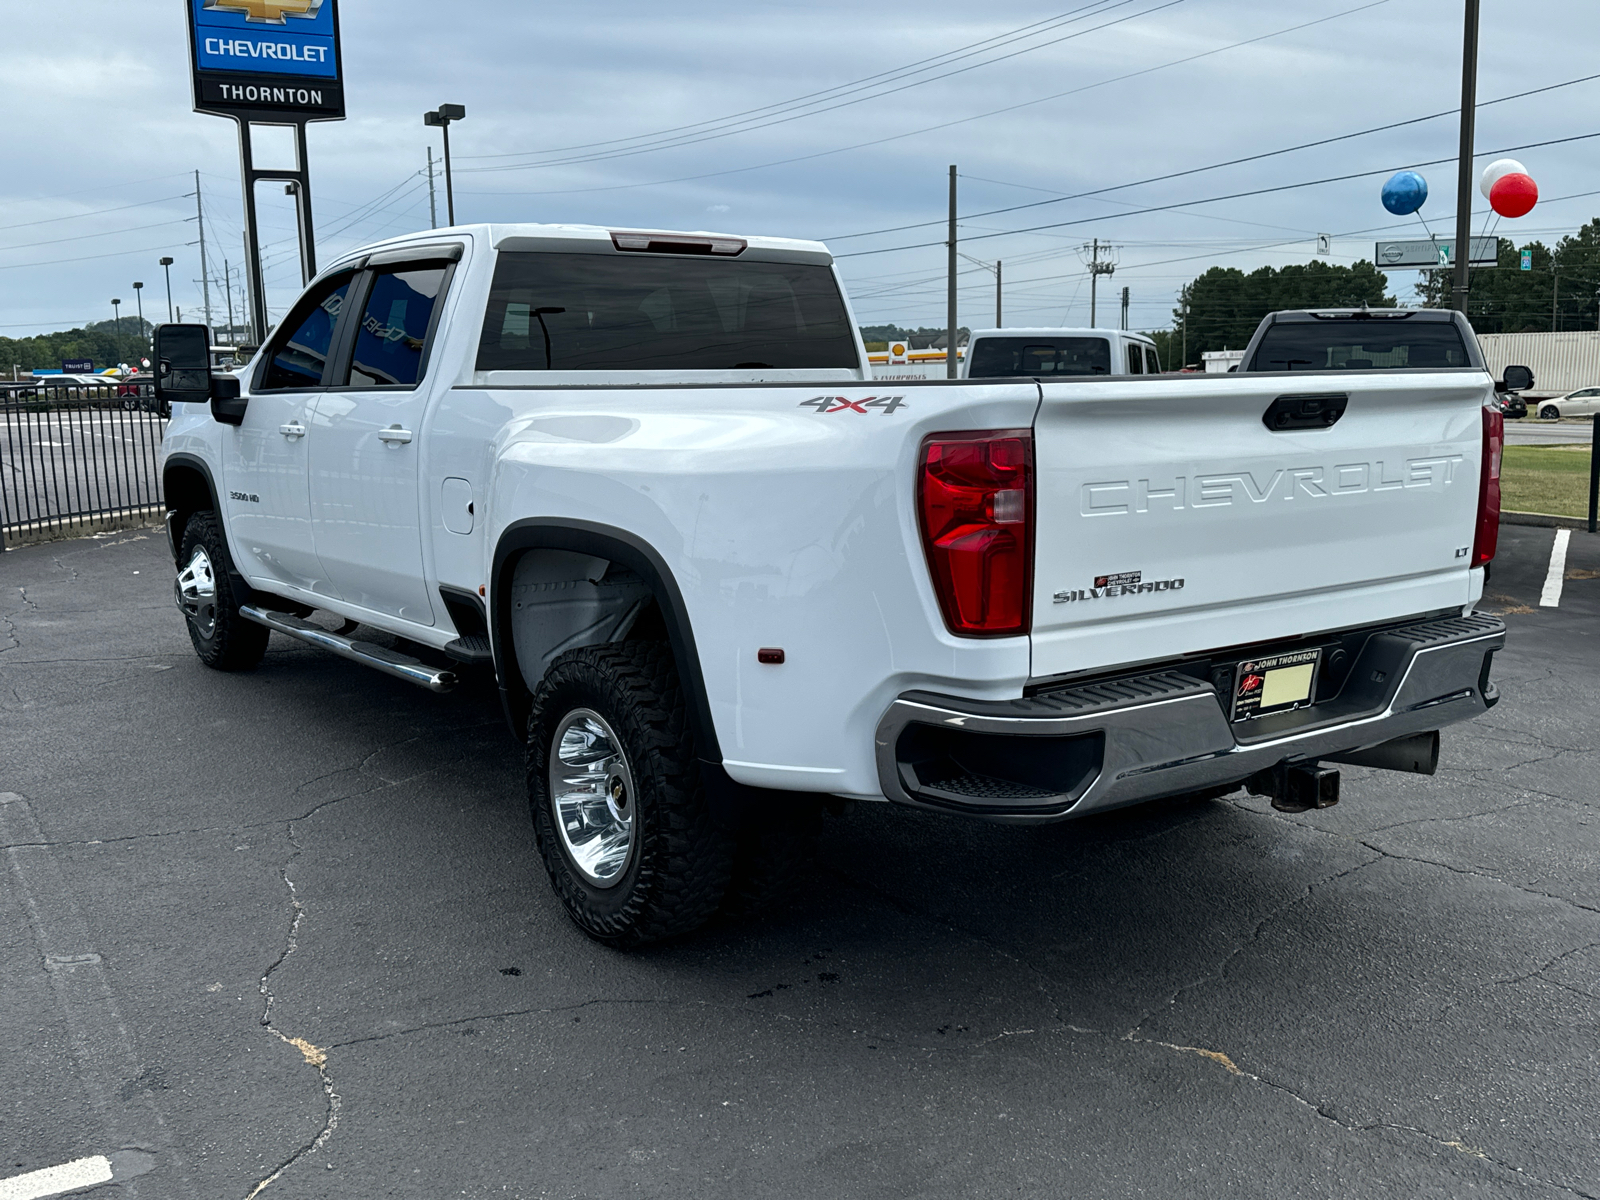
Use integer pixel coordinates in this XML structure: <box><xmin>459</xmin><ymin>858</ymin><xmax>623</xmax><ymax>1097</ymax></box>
<box><xmin>1029</xmin><ymin>373</ymin><xmax>1489</xmax><ymax>681</ymax></box>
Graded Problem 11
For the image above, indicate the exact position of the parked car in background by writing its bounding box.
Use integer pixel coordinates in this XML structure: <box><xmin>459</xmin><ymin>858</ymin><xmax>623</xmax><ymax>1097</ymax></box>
<box><xmin>32</xmin><ymin>373</ymin><xmax>119</xmax><ymax>393</ymax></box>
<box><xmin>1495</xmin><ymin>392</ymin><xmax>1527</xmax><ymax>419</ymax></box>
<box><xmin>1537</xmin><ymin>386</ymin><xmax>1600</xmax><ymax>419</ymax></box>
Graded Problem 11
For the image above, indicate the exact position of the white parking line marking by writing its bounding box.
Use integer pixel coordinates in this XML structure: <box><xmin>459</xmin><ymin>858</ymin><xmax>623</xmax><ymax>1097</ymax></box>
<box><xmin>0</xmin><ymin>1156</ymin><xmax>113</xmax><ymax>1200</ymax></box>
<box><xmin>1539</xmin><ymin>528</ymin><xmax>1572</xmax><ymax>608</ymax></box>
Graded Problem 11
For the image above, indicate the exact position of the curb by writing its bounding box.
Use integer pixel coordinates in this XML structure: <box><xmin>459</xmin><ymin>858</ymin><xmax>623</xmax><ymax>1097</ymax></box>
<box><xmin>2</xmin><ymin>507</ymin><xmax>165</xmax><ymax>551</ymax></box>
<box><xmin>1501</xmin><ymin>510</ymin><xmax>1593</xmax><ymax>532</ymax></box>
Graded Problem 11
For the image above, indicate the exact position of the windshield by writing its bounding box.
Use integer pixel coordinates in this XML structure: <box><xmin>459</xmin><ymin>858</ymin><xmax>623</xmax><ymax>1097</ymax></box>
<box><xmin>1248</xmin><ymin>320</ymin><xmax>1470</xmax><ymax>370</ymax></box>
<box><xmin>968</xmin><ymin>336</ymin><xmax>1111</xmax><ymax>377</ymax></box>
<box><xmin>476</xmin><ymin>251</ymin><xmax>859</xmax><ymax>371</ymax></box>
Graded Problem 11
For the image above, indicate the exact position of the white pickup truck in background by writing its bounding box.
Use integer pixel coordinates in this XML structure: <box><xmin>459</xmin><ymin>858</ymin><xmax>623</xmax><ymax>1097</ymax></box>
<box><xmin>961</xmin><ymin>326</ymin><xmax>1161</xmax><ymax>378</ymax></box>
<box><xmin>154</xmin><ymin>223</ymin><xmax>1510</xmax><ymax>946</ymax></box>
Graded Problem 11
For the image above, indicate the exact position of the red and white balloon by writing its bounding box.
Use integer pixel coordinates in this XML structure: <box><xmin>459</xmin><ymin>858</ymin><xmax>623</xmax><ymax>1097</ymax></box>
<box><xmin>1480</xmin><ymin>158</ymin><xmax>1538</xmax><ymax>218</ymax></box>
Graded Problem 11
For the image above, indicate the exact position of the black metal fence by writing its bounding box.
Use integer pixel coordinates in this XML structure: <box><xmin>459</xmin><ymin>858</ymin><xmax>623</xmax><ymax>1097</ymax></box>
<box><xmin>1</xmin><ymin>383</ymin><xmax>167</xmax><ymax>550</ymax></box>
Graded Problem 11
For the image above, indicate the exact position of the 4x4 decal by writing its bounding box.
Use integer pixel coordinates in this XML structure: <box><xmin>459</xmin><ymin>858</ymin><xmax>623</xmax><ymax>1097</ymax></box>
<box><xmin>798</xmin><ymin>395</ymin><xmax>907</xmax><ymax>414</ymax></box>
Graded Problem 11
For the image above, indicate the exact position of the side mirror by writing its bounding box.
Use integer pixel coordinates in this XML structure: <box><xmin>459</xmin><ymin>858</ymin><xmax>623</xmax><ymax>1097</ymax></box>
<box><xmin>211</xmin><ymin>373</ymin><xmax>246</xmax><ymax>426</ymax></box>
<box><xmin>153</xmin><ymin>323</ymin><xmax>212</xmax><ymax>405</ymax></box>
<box><xmin>152</xmin><ymin>321</ymin><xmax>248</xmax><ymax>425</ymax></box>
<box><xmin>1502</xmin><ymin>364</ymin><xmax>1534</xmax><ymax>392</ymax></box>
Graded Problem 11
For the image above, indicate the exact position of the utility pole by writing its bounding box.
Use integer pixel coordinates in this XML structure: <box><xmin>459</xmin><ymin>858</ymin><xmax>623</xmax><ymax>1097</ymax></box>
<box><xmin>427</xmin><ymin>147</ymin><xmax>438</xmax><ymax>229</ymax></box>
<box><xmin>946</xmin><ymin>164</ymin><xmax>957</xmax><ymax>379</ymax></box>
<box><xmin>1553</xmin><ymin>264</ymin><xmax>1560</xmax><ymax>331</ymax></box>
<box><xmin>223</xmin><ymin>259</ymin><xmax>236</xmax><ymax>345</ymax></box>
<box><xmin>1082</xmin><ymin>238</ymin><xmax>1117</xmax><ymax>327</ymax></box>
<box><xmin>195</xmin><ymin>170</ymin><xmax>213</xmax><ymax>330</ymax></box>
<box><xmin>1181</xmin><ymin>291</ymin><xmax>1189</xmax><ymax>369</ymax></box>
<box><xmin>1121</xmin><ymin>286</ymin><xmax>1130</xmax><ymax>332</ymax></box>
<box><xmin>242</xmin><ymin>234</ymin><xmax>256</xmax><ymax>342</ymax></box>
<box><xmin>995</xmin><ymin>259</ymin><xmax>1002</xmax><ymax>327</ymax></box>
<box><xmin>160</xmin><ymin>256</ymin><xmax>174</xmax><ymax>322</ymax></box>
<box><xmin>1452</xmin><ymin>0</ymin><xmax>1480</xmax><ymax>314</ymax></box>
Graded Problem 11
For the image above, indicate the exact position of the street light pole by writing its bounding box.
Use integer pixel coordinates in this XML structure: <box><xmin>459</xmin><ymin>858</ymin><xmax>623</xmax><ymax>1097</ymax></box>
<box><xmin>1452</xmin><ymin>0</ymin><xmax>1481</xmax><ymax>314</ymax></box>
<box><xmin>111</xmin><ymin>298</ymin><xmax>122</xmax><ymax>339</ymax></box>
<box><xmin>132</xmin><ymin>282</ymin><xmax>144</xmax><ymax>335</ymax></box>
<box><xmin>424</xmin><ymin>104</ymin><xmax>466</xmax><ymax>226</ymax></box>
<box><xmin>160</xmin><ymin>257</ymin><xmax>175</xmax><ymax>322</ymax></box>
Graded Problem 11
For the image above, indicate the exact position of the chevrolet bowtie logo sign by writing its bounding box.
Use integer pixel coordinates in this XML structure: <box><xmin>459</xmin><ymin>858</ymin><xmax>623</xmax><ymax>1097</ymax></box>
<box><xmin>203</xmin><ymin>0</ymin><xmax>323</xmax><ymax>24</ymax></box>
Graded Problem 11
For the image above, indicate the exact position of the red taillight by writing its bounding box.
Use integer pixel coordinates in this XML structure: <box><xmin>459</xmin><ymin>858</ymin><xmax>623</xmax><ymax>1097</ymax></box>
<box><xmin>918</xmin><ymin>430</ymin><xmax>1034</xmax><ymax>636</ymax></box>
<box><xmin>1472</xmin><ymin>405</ymin><xmax>1503</xmax><ymax>568</ymax></box>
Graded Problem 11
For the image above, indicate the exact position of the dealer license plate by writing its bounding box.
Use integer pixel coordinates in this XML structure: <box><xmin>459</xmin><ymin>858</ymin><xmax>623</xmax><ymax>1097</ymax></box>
<box><xmin>1230</xmin><ymin>648</ymin><xmax>1321</xmax><ymax>721</ymax></box>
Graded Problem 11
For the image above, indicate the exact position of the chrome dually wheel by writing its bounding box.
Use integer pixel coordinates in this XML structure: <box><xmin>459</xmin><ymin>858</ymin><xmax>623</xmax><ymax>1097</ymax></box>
<box><xmin>549</xmin><ymin>708</ymin><xmax>636</xmax><ymax>886</ymax></box>
<box><xmin>526</xmin><ymin>642</ymin><xmax>733</xmax><ymax>946</ymax></box>
<box><xmin>176</xmin><ymin>510</ymin><xmax>269</xmax><ymax>670</ymax></box>
<box><xmin>175</xmin><ymin>545</ymin><xmax>218</xmax><ymax>639</ymax></box>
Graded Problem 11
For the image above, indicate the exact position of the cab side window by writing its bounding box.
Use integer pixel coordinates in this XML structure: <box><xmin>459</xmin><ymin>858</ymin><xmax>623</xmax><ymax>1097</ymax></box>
<box><xmin>1145</xmin><ymin>346</ymin><xmax>1161</xmax><ymax>374</ymax></box>
<box><xmin>258</xmin><ymin>273</ymin><xmax>353</xmax><ymax>390</ymax></box>
<box><xmin>1126</xmin><ymin>343</ymin><xmax>1143</xmax><ymax>374</ymax></box>
<box><xmin>345</xmin><ymin>265</ymin><xmax>449</xmax><ymax>388</ymax></box>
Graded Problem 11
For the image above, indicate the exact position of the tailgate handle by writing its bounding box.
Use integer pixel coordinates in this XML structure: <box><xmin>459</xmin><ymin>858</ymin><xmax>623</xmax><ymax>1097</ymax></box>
<box><xmin>1263</xmin><ymin>392</ymin><xmax>1347</xmax><ymax>431</ymax></box>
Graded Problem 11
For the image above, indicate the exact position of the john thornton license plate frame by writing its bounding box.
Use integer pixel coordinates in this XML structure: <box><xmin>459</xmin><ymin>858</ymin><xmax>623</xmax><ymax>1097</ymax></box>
<box><xmin>1230</xmin><ymin>648</ymin><xmax>1322</xmax><ymax>722</ymax></box>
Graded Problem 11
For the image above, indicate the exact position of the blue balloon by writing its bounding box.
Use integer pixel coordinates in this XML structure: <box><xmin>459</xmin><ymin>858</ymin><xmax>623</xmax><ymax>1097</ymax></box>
<box><xmin>1381</xmin><ymin>170</ymin><xmax>1429</xmax><ymax>216</ymax></box>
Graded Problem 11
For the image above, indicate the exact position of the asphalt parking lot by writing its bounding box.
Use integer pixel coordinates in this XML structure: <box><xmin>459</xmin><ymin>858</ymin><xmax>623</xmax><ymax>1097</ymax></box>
<box><xmin>2</xmin><ymin>524</ymin><xmax>1596</xmax><ymax>1199</ymax></box>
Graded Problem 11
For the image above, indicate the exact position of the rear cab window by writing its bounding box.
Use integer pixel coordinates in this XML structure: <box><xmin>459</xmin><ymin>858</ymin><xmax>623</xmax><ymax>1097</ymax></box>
<box><xmin>968</xmin><ymin>336</ymin><xmax>1111</xmax><ymax>377</ymax></box>
<box><xmin>344</xmin><ymin>264</ymin><xmax>450</xmax><ymax>387</ymax></box>
<box><xmin>476</xmin><ymin>250</ymin><xmax>859</xmax><ymax>371</ymax></box>
<box><xmin>1246</xmin><ymin>316</ymin><xmax>1471</xmax><ymax>371</ymax></box>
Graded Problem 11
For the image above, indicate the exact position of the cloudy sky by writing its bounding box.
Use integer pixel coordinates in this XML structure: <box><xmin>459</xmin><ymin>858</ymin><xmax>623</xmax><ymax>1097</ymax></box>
<box><xmin>3</xmin><ymin>0</ymin><xmax>1597</xmax><ymax>342</ymax></box>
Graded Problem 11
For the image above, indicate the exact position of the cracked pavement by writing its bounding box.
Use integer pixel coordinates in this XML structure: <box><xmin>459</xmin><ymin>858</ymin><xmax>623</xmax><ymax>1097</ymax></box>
<box><xmin>0</xmin><ymin>524</ymin><xmax>1596</xmax><ymax>1198</ymax></box>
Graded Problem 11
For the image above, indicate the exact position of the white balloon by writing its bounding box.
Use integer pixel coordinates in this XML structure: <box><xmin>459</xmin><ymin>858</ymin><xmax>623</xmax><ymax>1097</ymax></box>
<box><xmin>1480</xmin><ymin>158</ymin><xmax>1527</xmax><ymax>199</ymax></box>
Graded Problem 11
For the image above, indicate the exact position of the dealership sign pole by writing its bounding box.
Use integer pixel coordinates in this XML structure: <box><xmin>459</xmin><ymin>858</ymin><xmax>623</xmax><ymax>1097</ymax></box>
<box><xmin>186</xmin><ymin>0</ymin><xmax>345</xmax><ymax>345</ymax></box>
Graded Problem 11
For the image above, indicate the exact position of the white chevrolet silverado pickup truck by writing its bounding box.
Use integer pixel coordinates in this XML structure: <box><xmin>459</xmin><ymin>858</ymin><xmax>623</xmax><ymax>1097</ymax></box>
<box><xmin>153</xmin><ymin>224</ymin><xmax>1512</xmax><ymax>946</ymax></box>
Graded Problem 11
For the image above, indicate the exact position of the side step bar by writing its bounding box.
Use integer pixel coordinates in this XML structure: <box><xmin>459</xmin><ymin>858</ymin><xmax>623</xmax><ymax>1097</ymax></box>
<box><xmin>239</xmin><ymin>606</ymin><xmax>458</xmax><ymax>694</ymax></box>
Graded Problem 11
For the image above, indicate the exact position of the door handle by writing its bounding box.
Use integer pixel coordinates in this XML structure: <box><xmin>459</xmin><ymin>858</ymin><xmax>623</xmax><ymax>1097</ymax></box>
<box><xmin>378</xmin><ymin>425</ymin><xmax>413</xmax><ymax>445</ymax></box>
<box><xmin>280</xmin><ymin>422</ymin><xmax>306</xmax><ymax>439</ymax></box>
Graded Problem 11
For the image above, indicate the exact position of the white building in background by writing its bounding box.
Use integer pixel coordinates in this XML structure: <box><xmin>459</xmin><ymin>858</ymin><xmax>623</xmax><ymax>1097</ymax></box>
<box><xmin>1475</xmin><ymin>331</ymin><xmax>1600</xmax><ymax>397</ymax></box>
<box><xmin>1203</xmin><ymin>348</ymin><xmax>1245</xmax><ymax>373</ymax></box>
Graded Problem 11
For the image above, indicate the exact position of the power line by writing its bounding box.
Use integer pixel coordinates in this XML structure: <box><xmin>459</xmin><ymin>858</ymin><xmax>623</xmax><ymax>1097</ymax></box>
<box><xmin>459</xmin><ymin>0</ymin><xmax>1132</xmax><ymax>163</ymax></box>
<box><xmin>0</xmin><ymin>195</ymin><xmax>191</xmax><ymax>235</ymax></box>
<box><xmin>458</xmin><ymin>0</ymin><xmax>1389</xmax><ymax>197</ymax></box>
<box><xmin>463</xmin><ymin>0</ymin><xmax>1187</xmax><ymax>175</ymax></box>
<box><xmin>825</xmin><ymin>69</ymin><xmax>1600</xmax><ymax>243</ymax></box>
<box><xmin>0</xmin><ymin>241</ymin><xmax>199</xmax><ymax>273</ymax></box>
<box><xmin>834</xmin><ymin>129</ymin><xmax>1600</xmax><ymax>259</ymax></box>
<box><xmin>0</xmin><ymin>219</ymin><xmax>189</xmax><ymax>255</ymax></box>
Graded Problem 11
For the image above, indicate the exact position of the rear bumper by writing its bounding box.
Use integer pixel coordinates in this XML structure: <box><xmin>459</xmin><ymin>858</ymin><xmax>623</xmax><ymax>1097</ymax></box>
<box><xmin>874</xmin><ymin>613</ymin><xmax>1505</xmax><ymax>823</ymax></box>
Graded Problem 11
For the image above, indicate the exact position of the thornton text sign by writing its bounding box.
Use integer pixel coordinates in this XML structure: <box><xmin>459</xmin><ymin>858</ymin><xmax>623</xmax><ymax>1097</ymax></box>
<box><xmin>187</xmin><ymin>0</ymin><xmax>345</xmax><ymax>122</ymax></box>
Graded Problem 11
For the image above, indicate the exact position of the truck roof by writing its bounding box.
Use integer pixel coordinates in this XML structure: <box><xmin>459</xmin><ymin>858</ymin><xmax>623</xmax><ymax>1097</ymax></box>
<box><xmin>327</xmin><ymin>223</ymin><xmax>834</xmax><ymax>268</ymax></box>
<box><xmin>1259</xmin><ymin>307</ymin><xmax>1459</xmax><ymax>323</ymax></box>
<box><xmin>968</xmin><ymin>326</ymin><xmax>1153</xmax><ymax>340</ymax></box>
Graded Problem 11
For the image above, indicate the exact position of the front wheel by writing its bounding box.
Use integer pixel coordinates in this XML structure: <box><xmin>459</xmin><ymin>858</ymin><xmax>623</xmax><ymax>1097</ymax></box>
<box><xmin>1540</xmin><ymin>404</ymin><xmax>1561</xmax><ymax>420</ymax></box>
<box><xmin>527</xmin><ymin>642</ymin><xmax>732</xmax><ymax>947</ymax></box>
<box><xmin>176</xmin><ymin>511</ymin><xmax>269</xmax><ymax>670</ymax></box>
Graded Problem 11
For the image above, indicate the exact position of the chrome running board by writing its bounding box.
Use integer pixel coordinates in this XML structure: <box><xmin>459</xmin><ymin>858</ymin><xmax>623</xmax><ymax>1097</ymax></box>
<box><xmin>239</xmin><ymin>606</ymin><xmax>457</xmax><ymax>694</ymax></box>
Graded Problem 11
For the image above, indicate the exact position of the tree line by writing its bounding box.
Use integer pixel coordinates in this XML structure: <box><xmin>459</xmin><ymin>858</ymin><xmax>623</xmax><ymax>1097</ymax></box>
<box><xmin>1</xmin><ymin>318</ymin><xmax>154</xmax><ymax>374</ymax></box>
<box><xmin>1146</xmin><ymin>216</ymin><xmax>1600</xmax><ymax>368</ymax></box>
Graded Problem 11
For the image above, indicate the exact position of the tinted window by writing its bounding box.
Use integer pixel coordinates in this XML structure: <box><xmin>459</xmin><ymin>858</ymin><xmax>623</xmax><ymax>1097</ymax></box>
<box><xmin>1144</xmin><ymin>345</ymin><xmax>1161</xmax><ymax>374</ymax></box>
<box><xmin>476</xmin><ymin>252</ymin><xmax>859</xmax><ymax>371</ymax></box>
<box><xmin>968</xmin><ymin>336</ymin><xmax>1111</xmax><ymax>377</ymax></box>
<box><xmin>1248</xmin><ymin>320</ymin><xmax>1470</xmax><ymax>371</ymax></box>
<box><xmin>346</xmin><ymin>265</ymin><xmax>448</xmax><ymax>387</ymax></box>
<box><xmin>260</xmin><ymin>274</ymin><xmax>352</xmax><ymax>390</ymax></box>
<box><xmin>1126</xmin><ymin>342</ymin><xmax>1143</xmax><ymax>374</ymax></box>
